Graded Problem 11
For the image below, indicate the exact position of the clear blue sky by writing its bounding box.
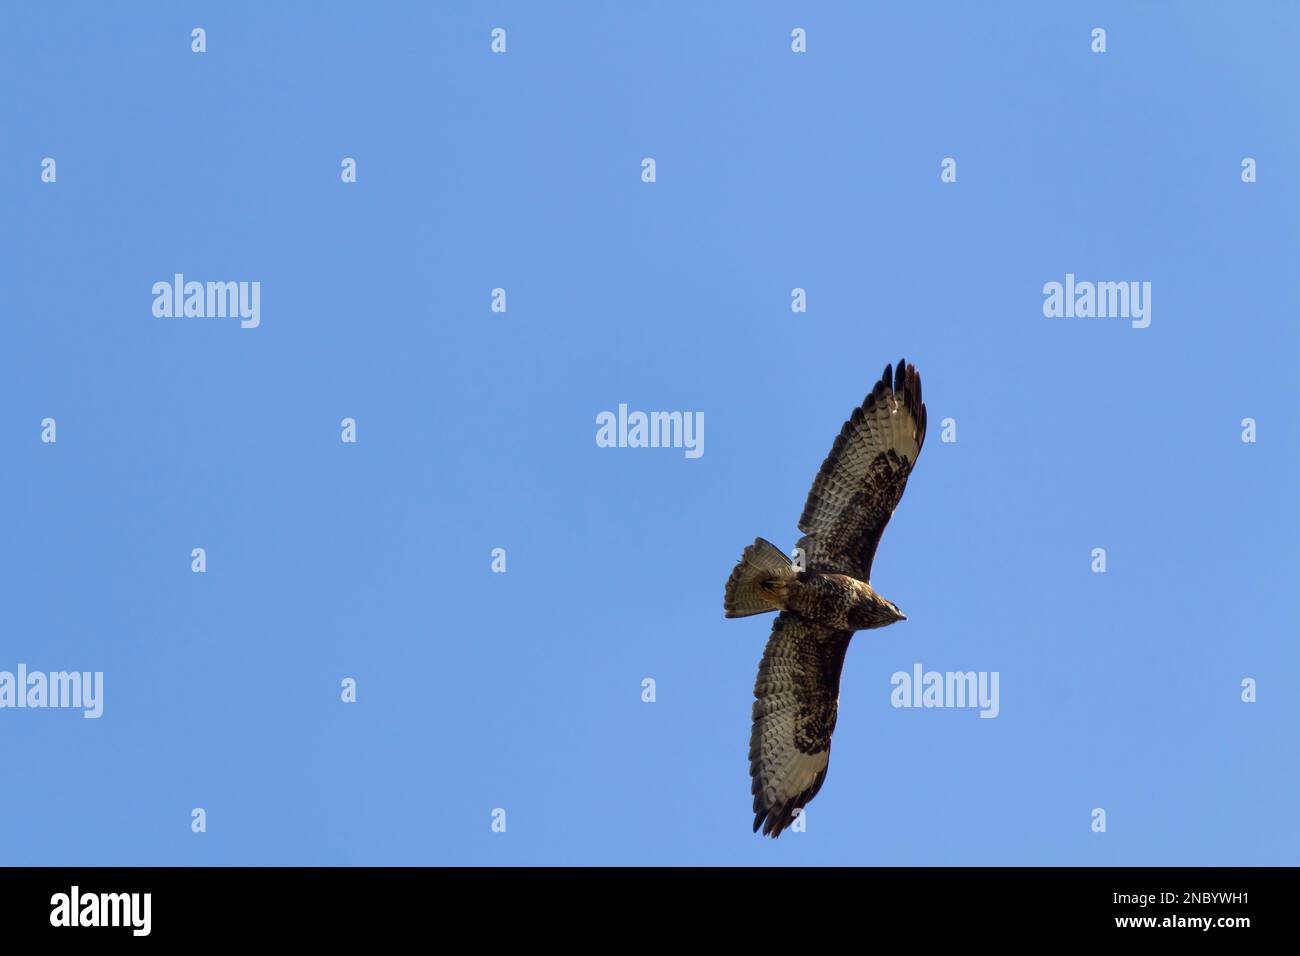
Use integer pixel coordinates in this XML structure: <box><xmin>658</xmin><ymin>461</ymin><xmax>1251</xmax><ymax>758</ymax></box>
<box><xmin>2</xmin><ymin>2</ymin><xmax>1297</xmax><ymax>865</ymax></box>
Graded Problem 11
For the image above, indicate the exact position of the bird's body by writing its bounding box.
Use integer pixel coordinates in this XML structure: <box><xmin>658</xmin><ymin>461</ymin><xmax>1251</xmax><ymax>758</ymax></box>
<box><xmin>724</xmin><ymin>358</ymin><xmax>928</xmax><ymax>837</ymax></box>
<box><xmin>758</xmin><ymin>571</ymin><xmax>902</xmax><ymax>632</ymax></box>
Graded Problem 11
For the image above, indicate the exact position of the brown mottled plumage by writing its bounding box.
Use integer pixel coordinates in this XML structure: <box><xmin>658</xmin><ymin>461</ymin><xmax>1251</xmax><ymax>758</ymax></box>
<box><xmin>724</xmin><ymin>359</ymin><xmax>927</xmax><ymax>837</ymax></box>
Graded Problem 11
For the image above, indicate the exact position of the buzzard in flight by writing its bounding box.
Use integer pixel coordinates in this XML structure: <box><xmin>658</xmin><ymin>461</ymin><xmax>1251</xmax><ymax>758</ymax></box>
<box><xmin>723</xmin><ymin>359</ymin><xmax>927</xmax><ymax>837</ymax></box>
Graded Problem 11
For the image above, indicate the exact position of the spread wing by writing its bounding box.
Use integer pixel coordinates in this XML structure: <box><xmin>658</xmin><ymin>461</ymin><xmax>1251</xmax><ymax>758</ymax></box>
<box><xmin>750</xmin><ymin>612</ymin><xmax>854</xmax><ymax>838</ymax></box>
<box><xmin>795</xmin><ymin>358</ymin><xmax>927</xmax><ymax>581</ymax></box>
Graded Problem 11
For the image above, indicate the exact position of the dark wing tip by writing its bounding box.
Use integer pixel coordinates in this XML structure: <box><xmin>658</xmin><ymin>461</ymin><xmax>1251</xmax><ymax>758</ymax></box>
<box><xmin>891</xmin><ymin>359</ymin><xmax>927</xmax><ymax>455</ymax></box>
<box><xmin>753</xmin><ymin>795</ymin><xmax>814</xmax><ymax>838</ymax></box>
<box><xmin>869</xmin><ymin>357</ymin><xmax>924</xmax><ymax>407</ymax></box>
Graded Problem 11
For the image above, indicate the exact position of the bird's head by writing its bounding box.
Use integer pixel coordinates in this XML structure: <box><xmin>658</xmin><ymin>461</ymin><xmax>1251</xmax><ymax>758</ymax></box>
<box><xmin>880</xmin><ymin>595</ymin><xmax>907</xmax><ymax>624</ymax></box>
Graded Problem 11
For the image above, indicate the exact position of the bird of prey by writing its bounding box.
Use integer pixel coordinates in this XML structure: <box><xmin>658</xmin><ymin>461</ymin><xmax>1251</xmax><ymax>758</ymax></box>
<box><xmin>723</xmin><ymin>359</ymin><xmax>927</xmax><ymax>837</ymax></box>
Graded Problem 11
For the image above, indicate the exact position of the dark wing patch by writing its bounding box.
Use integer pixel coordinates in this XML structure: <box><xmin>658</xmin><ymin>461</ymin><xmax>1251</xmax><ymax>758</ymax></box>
<box><xmin>795</xmin><ymin>358</ymin><xmax>927</xmax><ymax>580</ymax></box>
<box><xmin>749</xmin><ymin>612</ymin><xmax>854</xmax><ymax>838</ymax></box>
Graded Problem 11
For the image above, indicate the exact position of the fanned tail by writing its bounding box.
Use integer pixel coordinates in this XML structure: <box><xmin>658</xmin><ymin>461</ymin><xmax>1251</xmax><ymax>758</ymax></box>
<box><xmin>724</xmin><ymin>538</ymin><xmax>795</xmax><ymax>618</ymax></box>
